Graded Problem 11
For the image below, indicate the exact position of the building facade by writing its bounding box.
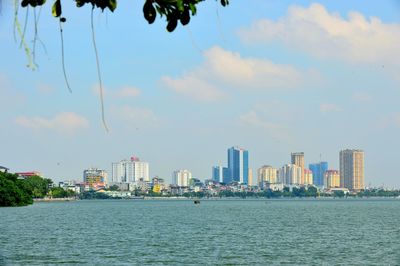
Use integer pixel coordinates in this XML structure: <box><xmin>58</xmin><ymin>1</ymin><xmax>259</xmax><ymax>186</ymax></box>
<box><xmin>228</xmin><ymin>146</ymin><xmax>249</xmax><ymax>184</ymax></box>
<box><xmin>324</xmin><ymin>170</ymin><xmax>340</xmax><ymax>188</ymax></box>
<box><xmin>309</xmin><ymin>162</ymin><xmax>328</xmax><ymax>187</ymax></box>
<box><xmin>172</xmin><ymin>169</ymin><xmax>192</xmax><ymax>187</ymax></box>
<box><xmin>111</xmin><ymin>156</ymin><xmax>149</xmax><ymax>183</ymax></box>
<box><xmin>248</xmin><ymin>168</ymin><xmax>255</xmax><ymax>186</ymax></box>
<box><xmin>278</xmin><ymin>164</ymin><xmax>302</xmax><ymax>185</ymax></box>
<box><xmin>303</xmin><ymin>169</ymin><xmax>313</xmax><ymax>185</ymax></box>
<box><xmin>257</xmin><ymin>165</ymin><xmax>278</xmax><ymax>186</ymax></box>
<box><xmin>340</xmin><ymin>149</ymin><xmax>364</xmax><ymax>190</ymax></box>
<box><xmin>291</xmin><ymin>152</ymin><xmax>305</xmax><ymax>182</ymax></box>
<box><xmin>83</xmin><ymin>168</ymin><xmax>108</xmax><ymax>187</ymax></box>
<box><xmin>212</xmin><ymin>166</ymin><xmax>230</xmax><ymax>183</ymax></box>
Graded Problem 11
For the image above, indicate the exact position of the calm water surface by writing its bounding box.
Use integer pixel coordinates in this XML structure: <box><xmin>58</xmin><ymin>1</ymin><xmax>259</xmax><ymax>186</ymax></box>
<box><xmin>0</xmin><ymin>199</ymin><xmax>399</xmax><ymax>265</ymax></box>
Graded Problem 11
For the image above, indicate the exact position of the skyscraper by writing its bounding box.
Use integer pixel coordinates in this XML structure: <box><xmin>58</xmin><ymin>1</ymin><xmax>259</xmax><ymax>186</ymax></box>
<box><xmin>111</xmin><ymin>156</ymin><xmax>149</xmax><ymax>183</ymax></box>
<box><xmin>172</xmin><ymin>169</ymin><xmax>192</xmax><ymax>187</ymax></box>
<box><xmin>340</xmin><ymin>149</ymin><xmax>364</xmax><ymax>190</ymax></box>
<box><xmin>291</xmin><ymin>152</ymin><xmax>305</xmax><ymax>182</ymax></box>
<box><xmin>212</xmin><ymin>166</ymin><xmax>230</xmax><ymax>183</ymax></box>
<box><xmin>257</xmin><ymin>165</ymin><xmax>278</xmax><ymax>186</ymax></box>
<box><xmin>248</xmin><ymin>168</ymin><xmax>255</xmax><ymax>186</ymax></box>
<box><xmin>309</xmin><ymin>162</ymin><xmax>328</xmax><ymax>187</ymax></box>
<box><xmin>278</xmin><ymin>164</ymin><xmax>302</xmax><ymax>185</ymax></box>
<box><xmin>228</xmin><ymin>146</ymin><xmax>249</xmax><ymax>184</ymax></box>
<box><xmin>303</xmin><ymin>169</ymin><xmax>313</xmax><ymax>185</ymax></box>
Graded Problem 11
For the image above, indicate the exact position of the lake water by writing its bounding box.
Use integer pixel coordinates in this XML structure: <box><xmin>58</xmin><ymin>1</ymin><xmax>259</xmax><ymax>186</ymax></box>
<box><xmin>0</xmin><ymin>199</ymin><xmax>399</xmax><ymax>265</ymax></box>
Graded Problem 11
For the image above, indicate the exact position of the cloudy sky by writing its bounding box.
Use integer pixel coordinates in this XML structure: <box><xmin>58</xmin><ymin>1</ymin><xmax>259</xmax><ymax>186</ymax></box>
<box><xmin>1</xmin><ymin>0</ymin><xmax>399</xmax><ymax>187</ymax></box>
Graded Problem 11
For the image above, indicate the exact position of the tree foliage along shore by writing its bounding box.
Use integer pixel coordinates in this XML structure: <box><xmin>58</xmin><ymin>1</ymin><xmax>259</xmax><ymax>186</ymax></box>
<box><xmin>0</xmin><ymin>172</ymin><xmax>33</xmax><ymax>206</ymax></box>
<box><xmin>0</xmin><ymin>171</ymin><xmax>53</xmax><ymax>207</ymax></box>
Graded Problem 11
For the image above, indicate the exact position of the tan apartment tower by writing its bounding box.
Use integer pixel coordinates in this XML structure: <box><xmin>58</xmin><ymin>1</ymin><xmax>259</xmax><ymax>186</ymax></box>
<box><xmin>339</xmin><ymin>149</ymin><xmax>364</xmax><ymax>190</ymax></box>
<box><xmin>291</xmin><ymin>152</ymin><xmax>305</xmax><ymax>183</ymax></box>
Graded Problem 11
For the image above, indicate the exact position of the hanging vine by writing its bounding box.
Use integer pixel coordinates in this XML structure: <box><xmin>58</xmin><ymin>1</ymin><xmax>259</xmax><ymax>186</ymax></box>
<box><xmin>12</xmin><ymin>0</ymin><xmax>230</xmax><ymax>131</ymax></box>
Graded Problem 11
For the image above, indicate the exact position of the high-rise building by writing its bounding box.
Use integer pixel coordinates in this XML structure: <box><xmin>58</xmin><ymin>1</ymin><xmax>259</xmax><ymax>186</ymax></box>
<box><xmin>303</xmin><ymin>169</ymin><xmax>313</xmax><ymax>185</ymax></box>
<box><xmin>172</xmin><ymin>169</ymin><xmax>192</xmax><ymax>187</ymax></box>
<box><xmin>111</xmin><ymin>156</ymin><xmax>149</xmax><ymax>183</ymax></box>
<box><xmin>257</xmin><ymin>165</ymin><xmax>278</xmax><ymax>186</ymax></box>
<box><xmin>324</xmin><ymin>170</ymin><xmax>340</xmax><ymax>188</ymax></box>
<box><xmin>340</xmin><ymin>149</ymin><xmax>364</xmax><ymax>190</ymax></box>
<box><xmin>278</xmin><ymin>164</ymin><xmax>302</xmax><ymax>185</ymax></box>
<box><xmin>291</xmin><ymin>152</ymin><xmax>305</xmax><ymax>182</ymax></box>
<box><xmin>83</xmin><ymin>168</ymin><xmax>108</xmax><ymax>187</ymax></box>
<box><xmin>212</xmin><ymin>166</ymin><xmax>230</xmax><ymax>183</ymax></box>
<box><xmin>309</xmin><ymin>162</ymin><xmax>328</xmax><ymax>187</ymax></box>
<box><xmin>228</xmin><ymin>146</ymin><xmax>249</xmax><ymax>184</ymax></box>
<box><xmin>248</xmin><ymin>168</ymin><xmax>255</xmax><ymax>186</ymax></box>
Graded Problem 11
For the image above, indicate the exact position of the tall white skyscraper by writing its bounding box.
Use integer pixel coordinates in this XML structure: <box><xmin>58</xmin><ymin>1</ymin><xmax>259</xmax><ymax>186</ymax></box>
<box><xmin>112</xmin><ymin>156</ymin><xmax>149</xmax><ymax>183</ymax></box>
<box><xmin>172</xmin><ymin>170</ymin><xmax>192</xmax><ymax>187</ymax></box>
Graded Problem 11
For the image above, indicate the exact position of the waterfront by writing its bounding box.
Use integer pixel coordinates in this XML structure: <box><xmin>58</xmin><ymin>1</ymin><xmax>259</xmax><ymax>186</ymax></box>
<box><xmin>0</xmin><ymin>199</ymin><xmax>399</xmax><ymax>265</ymax></box>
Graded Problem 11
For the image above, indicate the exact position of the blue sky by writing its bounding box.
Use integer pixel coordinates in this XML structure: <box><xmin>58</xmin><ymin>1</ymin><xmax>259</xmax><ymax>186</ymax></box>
<box><xmin>1</xmin><ymin>1</ymin><xmax>400</xmax><ymax>187</ymax></box>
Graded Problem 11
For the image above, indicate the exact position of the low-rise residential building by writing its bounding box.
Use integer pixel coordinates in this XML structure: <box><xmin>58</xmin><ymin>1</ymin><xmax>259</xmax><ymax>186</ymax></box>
<box><xmin>264</xmin><ymin>183</ymin><xmax>285</xmax><ymax>191</ymax></box>
<box><xmin>59</xmin><ymin>180</ymin><xmax>81</xmax><ymax>194</ymax></box>
<box><xmin>16</xmin><ymin>171</ymin><xmax>42</xmax><ymax>178</ymax></box>
<box><xmin>0</xmin><ymin>166</ymin><xmax>9</xmax><ymax>173</ymax></box>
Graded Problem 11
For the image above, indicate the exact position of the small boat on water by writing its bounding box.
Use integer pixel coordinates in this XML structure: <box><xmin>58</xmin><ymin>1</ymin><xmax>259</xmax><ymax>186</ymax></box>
<box><xmin>194</xmin><ymin>200</ymin><xmax>200</xmax><ymax>204</ymax></box>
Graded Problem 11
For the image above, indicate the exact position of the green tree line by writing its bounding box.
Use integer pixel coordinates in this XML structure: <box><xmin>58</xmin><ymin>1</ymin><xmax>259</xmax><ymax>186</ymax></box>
<box><xmin>0</xmin><ymin>171</ymin><xmax>76</xmax><ymax>207</ymax></box>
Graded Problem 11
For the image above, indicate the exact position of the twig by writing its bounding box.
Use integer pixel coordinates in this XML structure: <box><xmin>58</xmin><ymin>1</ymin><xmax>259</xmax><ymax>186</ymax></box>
<box><xmin>19</xmin><ymin>6</ymin><xmax>29</xmax><ymax>49</ymax></box>
<box><xmin>32</xmin><ymin>7</ymin><xmax>38</xmax><ymax>68</ymax></box>
<box><xmin>91</xmin><ymin>7</ymin><xmax>109</xmax><ymax>132</ymax></box>
<box><xmin>59</xmin><ymin>20</ymin><xmax>72</xmax><ymax>93</ymax></box>
<box><xmin>186</xmin><ymin>26</ymin><xmax>203</xmax><ymax>54</ymax></box>
<box><xmin>13</xmin><ymin>0</ymin><xmax>19</xmax><ymax>42</ymax></box>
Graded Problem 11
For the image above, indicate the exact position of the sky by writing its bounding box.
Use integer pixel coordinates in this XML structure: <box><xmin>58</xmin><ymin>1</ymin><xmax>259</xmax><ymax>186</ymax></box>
<box><xmin>1</xmin><ymin>0</ymin><xmax>400</xmax><ymax>187</ymax></box>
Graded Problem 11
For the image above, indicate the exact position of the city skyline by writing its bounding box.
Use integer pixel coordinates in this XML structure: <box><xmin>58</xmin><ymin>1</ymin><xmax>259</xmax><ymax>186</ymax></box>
<box><xmin>1</xmin><ymin>1</ymin><xmax>399</xmax><ymax>187</ymax></box>
<box><xmin>78</xmin><ymin>147</ymin><xmax>365</xmax><ymax>190</ymax></box>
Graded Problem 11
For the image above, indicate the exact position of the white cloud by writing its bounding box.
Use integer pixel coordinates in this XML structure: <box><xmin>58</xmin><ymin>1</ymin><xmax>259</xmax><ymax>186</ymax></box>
<box><xmin>91</xmin><ymin>85</ymin><xmax>141</xmax><ymax>98</ymax></box>
<box><xmin>161</xmin><ymin>75</ymin><xmax>226</xmax><ymax>102</ymax></box>
<box><xmin>394</xmin><ymin>114</ymin><xmax>400</xmax><ymax>128</ymax></box>
<box><xmin>15</xmin><ymin>112</ymin><xmax>89</xmax><ymax>134</ymax></box>
<box><xmin>320</xmin><ymin>103</ymin><xmax>342</xmax><ymax>113</ymax></box>
<box><xmin>110</xmin><ymin>106</ymin><xmax>160</xmax><ymax>129</ymax></box>
<box><xmin>376</xmin><ymin>113</ymin><xmax>400</xmax><ymax>129</ymax></box>
<box><xmin>239</xmin><ymin>109</ymin><xmax>290</xmax><ymax>141</ymax></box>
<box><xmin>0</xmin><ymin>75</ymin><xmax>25</xmax><ymax>106</ymax></box>
<box><xmin>36</xmin><ymin>84</ymin><xmax>55</xmax><ymax>94</ymax></box>
<box><xmin>352</xmin><ymin>91</ymin><xmax>372</xmax><ymax>103</ymax></box>
<box><xmin>202</xmin><ymin>47</ymin><xmax>306</xmax><ymax>89</ymax></box>
<box><xmin>239</xmin><ymin>110</ymin><xmax>281</xmax><ymax>131</ymax></box>
<box><xmin>113</xmin><ymin>87</ymin><xmax>141</xmax><ymax>98</ymax></box>
<box><xmin>162</xmin><ymin>46</ymin><xmax>314</xmax><ymax>102</ymax></box>
<box><xmin>238</xmin><ymin>3</ymin><xmax>400</xmax><ymax>65</ymax></box>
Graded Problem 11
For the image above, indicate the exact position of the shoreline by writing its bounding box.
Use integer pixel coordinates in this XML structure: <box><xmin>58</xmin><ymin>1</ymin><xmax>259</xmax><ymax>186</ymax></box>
<box><xmin>33</xmin><ymin>197</ymin><xmax>77</xmax><ymax>202</ymax></box>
